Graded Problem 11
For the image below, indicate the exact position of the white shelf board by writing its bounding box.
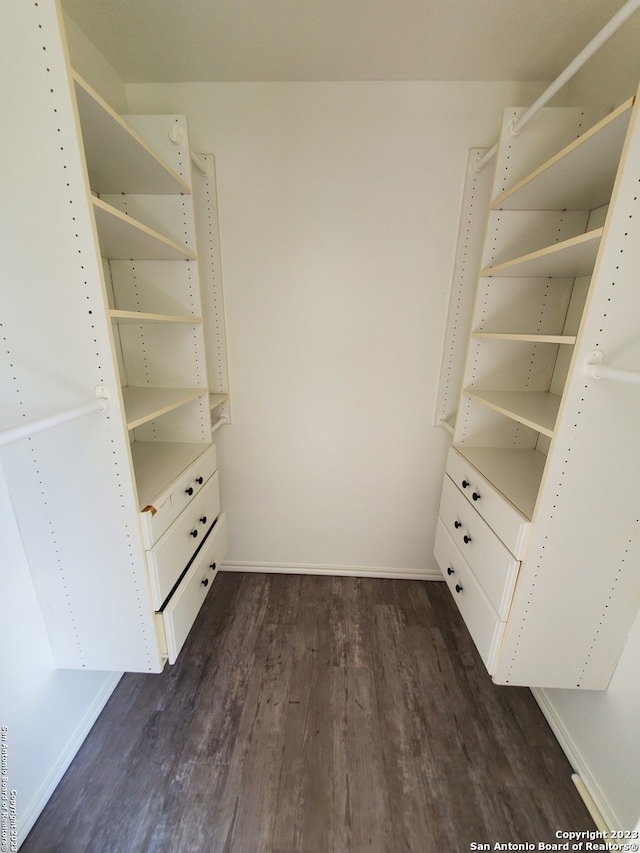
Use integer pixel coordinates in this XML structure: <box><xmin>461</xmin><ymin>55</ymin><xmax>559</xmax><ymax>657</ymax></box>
<box><xmin>209</xmin><ymin>393</ymin><xmax>229</xmax><ymax>411</ymax></box>
<box><xmin>92</xmin><ymin>198</ymin><xmax>196</xmax><ymax>261</ymax></box>
<box><xmin>73</xmin><ymin>72</ymin><xmax>190</xmax><ymax>195</ymax></box>
<box><xmin>110</xmin><ymin>309</ymin><xmax>201</xmax><ymax>324</ymax></box>
<box><xmin>121</xmin><ymin>386</ymin><xmax>207</xmax><ymax>430</ymax></box>
<box><xmin>131</xmin><ymin>441</ymin><xmax>211</xmax><ymax>510</ymax></box>
<box><xmin>472</xmin><ymin>332</ymin><xmax>576</xmax><ymax>344</ymax></box>
<box><xmin>481</xmin><ymin>229</ymin><xmax>602</xmax><ymax>279</ymax></box>
<box><xmin>455</xmin><ymin>446</ymin><xmax>547</xmax><ymax>520</ymax></box>
<box><xmin>492</xmin><ymin>98</ymin><xmax>633</xmax><ymax>211</ymax></box>
<box><xmin>464</xmin><ymin>389</ymin><xmax>561</xmax><ymax>437</ymax></box>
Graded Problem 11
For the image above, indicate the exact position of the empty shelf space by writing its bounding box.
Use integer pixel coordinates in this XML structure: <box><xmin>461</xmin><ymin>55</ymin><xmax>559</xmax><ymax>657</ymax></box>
<box><xmin>73</xmin><ymin>72</ymin><xmax>190</xmax><ymax>195</ymax></box>
<box><xmin>131</xmin><ymin>441</ymin><xmax>211</xmax><ymax>510</ymax></box>
<box><xmin>455</xmin><ymin>446</ymin><xmax>547</xmax><ymax>520</ymax></box>
<box><xmin>471</xmin><ymin>332</ymin><xmax>576</xmax><ymax>344</ymax></box>
<box><xmin>464</xmin><ymin>389</ymin><xmax>561</xmax><ymax>437</ymax></box>
<box><xmin>121</xmin><ymin>387</ymin><xmax>207</xmax><ymax>430</ymax></box>
<box><xmin>110</xmin><ymin>309</ymin><xmax>201</xmax><ymax>324</ymax></box>
<box><xmin>481</xmin><ymin>229</ymin><xmax>602</xmax><ymax>279</ymax></box>
<box><xmin>492</xmin><ymin>98</ymin><xmax>633</xmax><ymax>211</ymax></box>
<box><xmin>92</xmin><ymin>198</ymin><xmax>196</xmax><ymax>260</ymax></box>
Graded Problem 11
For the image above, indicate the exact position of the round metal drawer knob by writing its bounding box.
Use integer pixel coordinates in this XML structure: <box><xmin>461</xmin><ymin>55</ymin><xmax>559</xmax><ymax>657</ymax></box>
<box><xmin>185</xmin><ymin>487</ymin><xmax>194</xmax><ymax>496</ymax></box>
<box><xmin>190</xmin><ymin>529</ymin><xmax>198</xmax><ymax>538</ymax></box>
<box><xmin>201</xmin><ymin>577</ymin><xmax>209</xmax><ymax>587</ymax></box>
<box><xmin>454</xmin><ymin>520</ymin><xmax>461</xmax><ymax>529</ymax></box>
<box><xmin>463</xmin><ymin>534</ymin><xmax>472</xmax><ymax>544</ymax></box>
<box><xmin>472</xmin><ymin>491</ymin><xmax>481</xmax><ymax>501</ymax></box>
<box><xmin>455</xmin><ymin>583</ymin><xmax>463</xmax><ymax>594</ymax></box>
<box><xmin>447</xmin><ymin>567</ymin><xmax>454</xmax><ymax>576</ymax></box>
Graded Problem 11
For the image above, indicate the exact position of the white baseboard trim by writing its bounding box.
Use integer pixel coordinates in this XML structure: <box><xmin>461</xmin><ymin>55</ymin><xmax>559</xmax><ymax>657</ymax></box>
<box><xmin>17</xmin><ymin>672</ymin><xmax>122</xmax><ymax>847</ymax></box>
<box><xmin>221</xmin><ymin>561</ymin><xmax>443</xmax><ymax>581</ymax></box>
<box><xmin>531</xmin><ymin>687</ymin><xmax>619</xmax><ymax>832</ymax></box>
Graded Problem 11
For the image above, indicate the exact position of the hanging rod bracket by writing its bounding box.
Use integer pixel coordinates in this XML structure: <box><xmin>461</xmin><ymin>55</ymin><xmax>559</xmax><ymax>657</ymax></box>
<box><xmin>0</xmin><ymin>386</ymin><xmax>112</xmax><ymax>448</ymax></box>
<box><xmin>584</xmin><ymin>350</ymin><xmax>640</xmax><ymax>385</ymax></box>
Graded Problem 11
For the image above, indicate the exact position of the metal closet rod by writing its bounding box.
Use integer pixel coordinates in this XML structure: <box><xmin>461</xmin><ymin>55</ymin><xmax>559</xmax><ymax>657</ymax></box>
<box><xmin>0</xmin><ymin>387</ymin><xmax>111</xmax><ymax>448</ymax></box>
<box><xmin>475</xmin><ymin>0</ymin><xmax>640</xmax><ymax>172</ymax></box>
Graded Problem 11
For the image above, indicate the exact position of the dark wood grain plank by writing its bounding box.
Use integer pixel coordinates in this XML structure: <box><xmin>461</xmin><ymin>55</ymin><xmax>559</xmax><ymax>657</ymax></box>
<box><xmin>22</xmin><ymin>573</ymin><xmax>595</xmax><ymax>853</ymax></box>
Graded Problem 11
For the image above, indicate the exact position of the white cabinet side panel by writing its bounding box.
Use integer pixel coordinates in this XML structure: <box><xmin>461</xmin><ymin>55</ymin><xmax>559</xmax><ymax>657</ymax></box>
<box><xmin>494</xmin><ymin>98</ymin><xmax>640</xmax><ymax>689</ymax></box>
<box><xmin>0</xmin><ymin>1</ymin><xmax>161</xmax><ymax>672</ymax></box>
<box><xmin>435</xmin><ymin>149</ymin><xmax>493</xmax><ymax>429</ymax></box>
<box><xmin>193</xmin><ymin>155</ymin><xmax>231</xmax><ymax>413</ymax></box>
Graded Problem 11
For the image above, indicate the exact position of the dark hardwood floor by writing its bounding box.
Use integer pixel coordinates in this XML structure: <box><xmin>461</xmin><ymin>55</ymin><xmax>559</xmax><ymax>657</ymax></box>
<box><xmin>22</xmin><ymin>573</ymin><xmax>594</xmax><ymax>852</ymax></box>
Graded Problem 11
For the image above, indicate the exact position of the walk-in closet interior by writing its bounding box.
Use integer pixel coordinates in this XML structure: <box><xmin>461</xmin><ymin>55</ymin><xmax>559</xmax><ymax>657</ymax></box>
<box><xmin>2</xmin><ymin>0</ymin><xmax>640</xmax><ymax>847</ymax></box>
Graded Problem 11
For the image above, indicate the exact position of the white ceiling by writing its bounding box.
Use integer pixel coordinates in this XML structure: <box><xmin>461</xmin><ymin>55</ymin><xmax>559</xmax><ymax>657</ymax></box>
<box><xmin>61</xmin><ymin>0</ymin><xmax>633</xmax><ymax>84</ymax></box>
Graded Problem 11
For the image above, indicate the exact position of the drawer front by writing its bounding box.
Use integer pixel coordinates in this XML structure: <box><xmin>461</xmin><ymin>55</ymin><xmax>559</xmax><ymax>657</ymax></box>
<box><xmin>434</xmin><ymin>520</ymin><xmax>504</xmax><ymax>674</ymax></box>
<box><xmin>140</xmin><ymin>444</ymin><xmax>218</xmax><ymax>548</ymax></box>
<box><xmin>446</xmin><ymin>447</ymin><xmax>529</xmax><ymax>558</ymax></box>
<box><xmin>163</xmin><ymin>513</ymin><xmax>228</xmax><ymax>664</ymax></box>
<box><xmin>140</xmin><ymin>494</ymin><xmax>174</xmax><ymax>550</ymax></box>
<box><xmin>170</xmin><ymin>444</ymin><xmax>218</xmax><ymax>522</ymax></box>
<box><xmin>439</xmin><ymin>476</ymin><xmax>519</xmax><ymax>618</ymax></box>
<box><xmin>147</xmin><ymin>473</ymin><xmax>221</xmax><ymax>609</ymax></box>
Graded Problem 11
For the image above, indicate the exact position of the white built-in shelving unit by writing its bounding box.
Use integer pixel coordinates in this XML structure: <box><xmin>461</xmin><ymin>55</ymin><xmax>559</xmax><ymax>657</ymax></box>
<box><xmin>0</xmin><ymin>2</ymin><xmax>229</xmax><ymax>672</ymax></box>
<box><xmin>435</xmin><ymin>92</ymin><xmax>640</xmax><ymax>688</ymax></box>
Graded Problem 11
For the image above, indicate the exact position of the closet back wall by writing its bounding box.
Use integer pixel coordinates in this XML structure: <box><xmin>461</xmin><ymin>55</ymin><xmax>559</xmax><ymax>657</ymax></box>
<box><xmin>127</xmin><ymin>81</ymin><xmax>545</xmax><ymax>576</ymax></box>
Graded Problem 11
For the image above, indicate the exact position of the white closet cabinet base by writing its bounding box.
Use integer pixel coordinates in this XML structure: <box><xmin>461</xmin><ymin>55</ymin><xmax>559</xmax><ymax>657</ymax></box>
<box><xmin>435</xmin><ymin>520</ymin><xmax>504</xmax><ymax>673</ymax></box>
<box><xmin>139</xmin><ymin>444</ymin><xmax>218</xmax><ymax>548</ymax></box>
<box><xmin>439</xmin><ymin>475</ymin><xmax>519</xmax><ymax>619</ymax></box>
<box><xmin>446</xmin><ymin>447</ymin><xmax>530</xmax><ymax>558</ymax></box>
<box><xmin>147</xmin><ymin>473</ymin><xmax>221</xmax><ymax>609</ymax></box>
<box><xmin>161</xmin><ymin>513</ymin><xmax>227</xmax><ymax>664</ymax></box>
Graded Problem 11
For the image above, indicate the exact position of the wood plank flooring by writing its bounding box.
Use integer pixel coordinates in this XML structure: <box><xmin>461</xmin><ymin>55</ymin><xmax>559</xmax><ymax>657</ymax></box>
<box><xmin>22</xmin><ymin>573</ymin><xmax>595</xmax><ymax>852</ymax></box>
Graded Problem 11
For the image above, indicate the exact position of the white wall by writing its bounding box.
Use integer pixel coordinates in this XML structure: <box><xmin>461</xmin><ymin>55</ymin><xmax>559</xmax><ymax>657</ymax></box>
<box><xmin>531</xmin><ymin>28</ymin><xmax>640</xmax><ymax>833</ymax></box>
<box><xmin>0</xmin><ymin>466</ymin><xmax>120</xmax><ymax>845</ymax></box>
<box><xmin>128</xmin><ymin>79</ymin><xmax>544</xmax><ymax>577</ymax></box>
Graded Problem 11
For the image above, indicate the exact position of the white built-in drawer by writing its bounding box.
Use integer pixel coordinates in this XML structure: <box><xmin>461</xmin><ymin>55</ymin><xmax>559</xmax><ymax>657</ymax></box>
<box><xmin>170</xmin><ymin>445</ymin><xmax>218</xmax><ymax>522</ymax></box>
<box><xmin>147</xmin><ymin>473</ymin><xmax>221</xmax><ymax>609</ymax></box>
<box><xmin>446</xmin><ymin>447</ymin><xmax>529</xmax><ymax>558</ymax></box>
<box><xmin>439</xmin><ymin>475</ymin><xmax>519</xmax><ymax>619</ymax></box>
<box><xmin>162</xmin><ymin>513</ymin><xmax>228</xmax><ymax>664</ymax></box>
<box><xmin>140</xmin><ymin>445</ymin><xmax>218</xmax><ymax>548</ymax></box>
<box><xmin>434</xmin><ymin>519</ymin><xmax>504</xmax><ymax>674</ymax></box>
